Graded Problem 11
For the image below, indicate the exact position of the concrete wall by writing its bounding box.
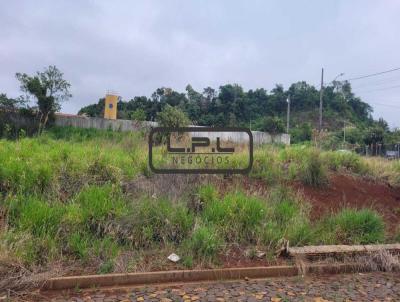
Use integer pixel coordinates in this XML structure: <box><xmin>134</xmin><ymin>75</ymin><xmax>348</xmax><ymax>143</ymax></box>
<box><xmin>191</xmin><ymin>130</ymin><xmax>290</xmax><ymax>145</ymax></box>
<box><xmin>54</xmin><ymin>114</ymin><xmax>290</xmax><ymax>145</ymax></box>
<box><xmin>55</xmin><ymin>114</ymin><xmax>157</xmax><ymax>131</ymax></box>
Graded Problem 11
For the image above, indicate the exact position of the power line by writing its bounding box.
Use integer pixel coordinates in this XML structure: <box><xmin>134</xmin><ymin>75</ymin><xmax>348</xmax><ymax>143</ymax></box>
<box><xmin>353</xmin><ymin>83</ymin><xmax>400</xmax><ymax>93</ymax></box>
<box><xmin>346</xmin><ymin>67</ymin><xmax>400</xmax><ymax>81</ymax></box>
<box><xmin>369</xmin><ymin>102</ymin><xmax>400</xmax><ymax>109</ymax></box>
<box><xmin>351</xmin><ymin>75</ymin><xmax>400</xmax><ymax>89</ymax></box>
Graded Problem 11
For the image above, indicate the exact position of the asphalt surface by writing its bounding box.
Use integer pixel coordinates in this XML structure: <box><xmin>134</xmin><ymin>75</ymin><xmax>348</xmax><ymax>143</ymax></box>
<box><xmin>45</xmin><ymin>272</ymin><xmax>400</xmax><ymax>302</ymax></box>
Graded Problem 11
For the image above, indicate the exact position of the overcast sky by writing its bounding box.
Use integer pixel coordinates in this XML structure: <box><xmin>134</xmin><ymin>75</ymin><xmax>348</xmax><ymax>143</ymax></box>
<box><xmin>1</xmin><ymin>0</ymin><xmax>400</xmax><ymax>128</ymax></box>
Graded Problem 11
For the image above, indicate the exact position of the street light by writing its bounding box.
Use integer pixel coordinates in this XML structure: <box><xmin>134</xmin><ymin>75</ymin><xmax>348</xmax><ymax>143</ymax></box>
<box><xmin>286</xmin><ymin>96</ymin><xmax>290</xmax><ymax>134</ymax></box>
<box><xmin>333</xmin><ymin>73</ymin><xmax>345</xmax><ymax>82</ymax></box>
<box><xmin>332</xmin><ymin>73</ymin><xmax>345</xmax><ymax>92</ymax></box>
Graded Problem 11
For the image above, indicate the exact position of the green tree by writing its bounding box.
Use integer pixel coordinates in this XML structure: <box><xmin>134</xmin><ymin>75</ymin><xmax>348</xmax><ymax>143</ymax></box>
<box><xmin>155</xmin><ymin>105</ymin><xmax>190</xmax><ymax>144</ymax></box>
<box><xmin>384</xmin><ymin>128</ymin><xmax>400</xmax><ymax>145</ymax></box>
<box><xmin>260</xmin><ymin>116</ymin><xmax>285</xmax><ymax>134</ymax></box>
<box><xmin>290</xmin><ymin>122</ymin><xmax>312</xmax><ymax>143</ymax></box>
<box><xmin>364</xmin><ymin>126</ymin><xmax>385</xmax><ymax>145</ymax></box>
<box><xmin>0</xmin><ymin>93</ymin><xmax>25</xmax><ymax>110</ymax></box>
<box><xmin>156</xmin><ymin>104</ymin><xmax>190</xmax><ymax>128</ymax></box>
<box><xmin>78</xmin><ymin>98</ymin><xmax>105</xmax><ymax>117</ymax></box>
<box><xmin>77</xmin><ymin>81</ymin><xmax>389</xmax><ymax>138</ymax></box>
<box><xmin>185</xmin><ymin>84</ymin><xmax>202</xmax><ymax>122</ymax></box>
<box><xmin>0</xmin><ymin>93</ymin><xmax>36</xmax><ymax>138</ymax></box>
<box><xmin>16</xmin><ymin>65</ymin><xmax>71</xmax><ymax>133</ymax></box>
<box><xmin>130</xmin><ymin>108</ymin><xmax>146</xmax><ymax>121</ymax></box>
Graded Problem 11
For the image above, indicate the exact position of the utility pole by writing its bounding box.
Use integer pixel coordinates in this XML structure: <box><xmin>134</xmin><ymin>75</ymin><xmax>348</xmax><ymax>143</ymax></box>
<box><xmin>286</xmin><ymin>96</ymin><xmax>290</xmax><ymax>133</ymax></box>
<box><xmin>343</xmin><ymin>120</ymin><xmax>346</xmax><ymax>144</ymax></box>
<box><xmin>397</xmin><ymin>143</ymin><xmax>399</xmax><ymax>159</ymax></box>
<box><xmin>319</xmin><ymin>68</ymin><xmax>324</xmax><ymax>132</ymax></box>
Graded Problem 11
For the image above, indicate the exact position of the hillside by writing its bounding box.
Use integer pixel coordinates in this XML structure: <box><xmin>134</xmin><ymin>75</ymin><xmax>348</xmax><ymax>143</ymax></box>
<box><xmin>79</xmin><ymin>81</ymin><xmax>374</xmax><ymax>131</ymax></box>
<box><xmin>77</xmin><ymin>81</ymin><xmax>399</xmax><ymax>146</ymax></box>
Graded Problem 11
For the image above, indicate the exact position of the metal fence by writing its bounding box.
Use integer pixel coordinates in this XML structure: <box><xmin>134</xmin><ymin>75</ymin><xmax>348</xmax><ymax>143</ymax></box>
<box><xmin>355</xmin><ymin>143</ymin><xmax>400</xmax><ymax>159</ymax></box>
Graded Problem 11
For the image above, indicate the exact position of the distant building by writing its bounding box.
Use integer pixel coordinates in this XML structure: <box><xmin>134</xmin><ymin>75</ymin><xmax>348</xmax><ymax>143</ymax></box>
<box><xmin>104</xmin><ymin>92</ymin><xmax>118</xmax><ymax>120</ymax></box>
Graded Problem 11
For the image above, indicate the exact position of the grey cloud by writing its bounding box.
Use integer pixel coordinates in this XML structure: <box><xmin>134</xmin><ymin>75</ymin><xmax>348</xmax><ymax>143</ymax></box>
<box><xmin>1</xmin><ymin>0</ymin><xmax>399</xmax><ymax>127</ymax></box>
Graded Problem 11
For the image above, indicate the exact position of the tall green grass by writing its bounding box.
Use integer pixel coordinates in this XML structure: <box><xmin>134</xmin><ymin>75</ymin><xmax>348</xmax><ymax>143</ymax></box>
<box><xmin>0</xmin><ymin>128</ymin><xmax>147</xmax><ymax>196</ymax></box>
<box><xmin>1</xmin><ymin>183</ymin><xmax>389</xmax><ymax>268</ymax></box>
<box><xmin>0</xmin><ymin>126</ymin><xmax>395</xmax><ymax>271</ymax></box>
<box><xmin>260</xmin><ymin>187</ymin><xmax>313</xmax><ymax>247</ymax></box>
<box><xmin>121</xmin><ymin>198</ymin><xmax>194</xmax><ymax>248</ymax></box>
<box><xmin>202</xmin><ymin>192</ymin><xmax>266</xmax><ymax>243</ymax></box>
<box><xmin>183</xmin><ymin>226</ymin><xmax>223</xmax><ymax>263</ymax></box>
<box><xmin>321</xmin><ymin>151</ymin><xmax>368</xmax><ymax>174</ymax></box>
<box><xmin>299</xmin><ymin>150</ymin><xmax>328</xmax><ymax>187</ymax></box>
<box><xmin>316</xmin><ymin>208</ymin><xmax>385</xmax><ymax>244</ymax></box>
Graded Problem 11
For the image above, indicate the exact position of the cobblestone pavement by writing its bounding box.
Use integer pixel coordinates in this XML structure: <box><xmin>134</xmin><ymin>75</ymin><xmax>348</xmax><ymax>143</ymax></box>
<box><xmin>47</xmin><ymin>272</ymin><xmax>400</xmax><ymax>302</ymax></box>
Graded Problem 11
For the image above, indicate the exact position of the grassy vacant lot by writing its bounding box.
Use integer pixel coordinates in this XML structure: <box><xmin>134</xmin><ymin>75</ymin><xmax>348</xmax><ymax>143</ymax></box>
<box><xmin>0</xmin><ymin>127</ymin><xmax>399</xmax><ymax>277</ymax></box>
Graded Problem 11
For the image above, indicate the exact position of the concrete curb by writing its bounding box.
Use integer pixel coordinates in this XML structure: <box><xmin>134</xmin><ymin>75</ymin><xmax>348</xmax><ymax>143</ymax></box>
<box><xmin>43</xmin><ymin>263</ymin><xmax>359</xmax><ymax>290</ymax></box>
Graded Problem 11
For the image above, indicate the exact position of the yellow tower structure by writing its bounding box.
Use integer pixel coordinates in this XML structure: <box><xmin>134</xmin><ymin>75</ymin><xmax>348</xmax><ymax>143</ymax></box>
<box><xmin>104</xmin><ymin>92</ymin><xmax>118</xmax><ymax>120</ymax></box>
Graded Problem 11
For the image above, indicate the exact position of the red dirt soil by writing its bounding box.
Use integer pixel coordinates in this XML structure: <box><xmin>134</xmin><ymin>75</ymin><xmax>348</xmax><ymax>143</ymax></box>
<box><xmin>292</xmin><ymin>173</ymin><xmax>400</xmax><ymax>232</ymax></box>
<box><xmin>216</xmin><ymin>173</ymin><xmax>400</xmax><ymax>232</ymax></box>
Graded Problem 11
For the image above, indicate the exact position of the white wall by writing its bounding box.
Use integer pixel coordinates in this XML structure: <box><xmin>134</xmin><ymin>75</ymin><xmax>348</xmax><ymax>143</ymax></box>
<box><xmin>54</xmin><ymin>114</ymin><xmax>290</xmax><ymax>145</ymax></box>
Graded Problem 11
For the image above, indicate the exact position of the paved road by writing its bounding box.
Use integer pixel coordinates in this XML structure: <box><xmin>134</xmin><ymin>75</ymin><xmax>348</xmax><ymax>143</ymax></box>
<box><xmin>46</xmin><ymin>272</ymin><xmax>400</xmax><ymax>302</ymax></box>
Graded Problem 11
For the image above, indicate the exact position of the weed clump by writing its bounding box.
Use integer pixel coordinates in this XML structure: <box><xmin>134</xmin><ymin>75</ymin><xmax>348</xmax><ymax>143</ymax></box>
<box><xmin>250</xmin><ymin>149</ymin><xmax>283</xmax><ymax>183</ymax></box>
<box><xmin>322</xmin><ymin>151</ymin><xmax>368</xmax><ymax>174</ymax></box>
<box><xmin>299</xmin><ymin>150</ymin><xmax>328</xmax><ymax>187</ymax></box>
<box><xmin>318</xmin><ymin>208</ymin><xmax>385</xmax><ymax>244</ymax></box>
<box><xmin>118</xmin><ymin>198</ymin><xmax>194</xmax><ymax>248</ymax></box>
<box><xmin>183</xmin><ymin>226</ymin><xmax>223</xmax><ymax>263</ymax></box>
<box><xmin>202</xmin><ymin>192</ymin><xmax>266</xmax><ymax>243</ymax></box>
<box><xmin>261</xmin><ymin>187</ymin><xmax>313</xmax><ymax>248</ymax></box>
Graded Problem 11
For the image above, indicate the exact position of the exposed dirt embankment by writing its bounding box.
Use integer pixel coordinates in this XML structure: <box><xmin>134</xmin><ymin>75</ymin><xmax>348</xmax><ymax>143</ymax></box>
<box><xmin>123</xmin><ymin>173</ymin><xmax>400</xmax><ymax>232</ymax></box>
<box><xmin>292</xmin><ymin>174</ymin><xmax>400</xmax><ymax>231</ymax></box>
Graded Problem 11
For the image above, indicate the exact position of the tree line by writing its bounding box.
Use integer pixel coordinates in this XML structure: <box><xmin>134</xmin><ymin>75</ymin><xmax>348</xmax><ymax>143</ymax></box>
<box><xmin>80</xmin><ymin>82</ymin><xmax>372</xmax><ymax>127</ymax></box>
<box><xmin>1</xmin><ymin>65</ymin><xmax>399</xmax><ymax>147</ymax></box>
<box><xmin>79</xmin><ymin>81</ymin><xmax>400</xmax><ymax>145</ymax></box>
